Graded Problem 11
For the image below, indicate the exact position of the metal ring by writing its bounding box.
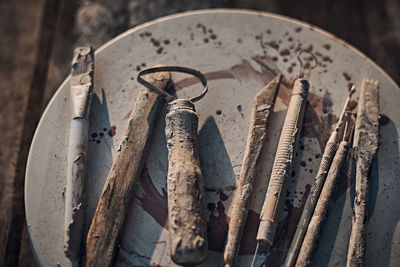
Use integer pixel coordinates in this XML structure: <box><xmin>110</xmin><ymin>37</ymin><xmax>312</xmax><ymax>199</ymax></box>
<box><xmin>296</xmin><ymin>50</ymin><xmax>318</xmax><ymax>78</ymax></box>
<box><xmin>137</xmin><ymin>66</ymin><xmax>208</xmax><ymax>103</ymax></box>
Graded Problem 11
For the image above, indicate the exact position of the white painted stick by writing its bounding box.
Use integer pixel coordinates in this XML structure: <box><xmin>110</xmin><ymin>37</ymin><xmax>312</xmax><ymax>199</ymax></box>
<box><xmin>64</xmin><ymin>46</ymin><xmax>94</xmax><ymax>261</ymax></box>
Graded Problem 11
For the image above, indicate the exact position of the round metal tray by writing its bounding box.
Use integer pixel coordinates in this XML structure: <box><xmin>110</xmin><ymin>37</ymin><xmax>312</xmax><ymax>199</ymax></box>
<box><xmin>25</xmin><ymin>9</ymin><xmax>400</xmax><ymax>266</ymax></box>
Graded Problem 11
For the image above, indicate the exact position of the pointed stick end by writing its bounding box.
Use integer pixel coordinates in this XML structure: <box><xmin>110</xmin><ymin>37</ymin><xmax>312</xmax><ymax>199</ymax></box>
<box><xmin>349</xmin><ymin>85</ymin><xmax>356</xmax><ymax>96</ymax></box>
<box><xmin>250</xmin><ymin>242</ymin><xmax>260</xmax><ymax>267</ymax></box>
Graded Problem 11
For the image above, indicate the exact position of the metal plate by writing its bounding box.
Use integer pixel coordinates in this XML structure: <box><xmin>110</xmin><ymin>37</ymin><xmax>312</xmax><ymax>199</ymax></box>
<box><xmin>25</xmin><ymin>9</ymin><xmax>400</xmax><ymax>267</ymax></box>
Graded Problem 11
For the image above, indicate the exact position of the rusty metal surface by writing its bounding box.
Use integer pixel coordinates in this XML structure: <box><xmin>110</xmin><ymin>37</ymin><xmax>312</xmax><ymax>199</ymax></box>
<box><xmin>25</xmin><ymin>9</ymin><xmax>400</xmax><ymax>267</ymax></box>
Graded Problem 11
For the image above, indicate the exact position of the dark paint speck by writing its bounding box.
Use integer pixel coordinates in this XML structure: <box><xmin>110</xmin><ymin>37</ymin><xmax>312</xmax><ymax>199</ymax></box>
<box><xmin>108</xmin><ymin>126</ymin><xmax>117</xmax><ymax>137</ymax></box>
<box><xmin>156</xmin><ymin>47</ymin><xmax>163</xmax><ymax>54</ymax></box>
<box><xmin>343</xmin><ymin>72</ymin><xmax>351</xmax><ymax>81</ymax></box>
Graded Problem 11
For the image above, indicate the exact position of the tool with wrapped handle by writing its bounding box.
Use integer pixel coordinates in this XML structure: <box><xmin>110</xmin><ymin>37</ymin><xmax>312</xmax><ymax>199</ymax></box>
<box><xmin>64</xmin><ymin>46</ymin><xmax>94</xmax><ymax>262</ymax></box>
<box><xmin>296</xmin><ymin>118</ymin><xmax>354</xmax><ymax>266</ymax></box>
<box><xmin>283</xmin><ymin>86</ymin><xmax>355</xmax><ymax>267</ymax></box>
<box><xmin>251</xmin><ymin>51</ymin><xmax>317</xmax><ymax>267</ymax></box>
<box><xmin>346</xmin><ymin>79</ymin><xmax>379</xmax><ymax>267</ymax></box>
<box><xmin>138</xmin><ymin>66</ymin><xmax>208</xmax><ymax>265</ymax></box>
<box><xmin>223</xmin><ymin>74</ymin><xmax>282</xmax><ymax>267</ymax></box>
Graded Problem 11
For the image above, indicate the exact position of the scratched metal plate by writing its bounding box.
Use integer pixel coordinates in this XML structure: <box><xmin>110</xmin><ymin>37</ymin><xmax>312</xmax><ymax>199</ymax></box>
<box><xmin>25</xmin><ymin>9</ymin><xmax>400</xmax><ymax>267</ymax></box>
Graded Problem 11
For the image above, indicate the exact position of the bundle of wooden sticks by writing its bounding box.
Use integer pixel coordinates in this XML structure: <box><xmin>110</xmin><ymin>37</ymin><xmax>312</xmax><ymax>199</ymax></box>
<box><xmin>63</xmin><ymin>47</ymin><xmax>380</xmax><ymax>267</ymax></box>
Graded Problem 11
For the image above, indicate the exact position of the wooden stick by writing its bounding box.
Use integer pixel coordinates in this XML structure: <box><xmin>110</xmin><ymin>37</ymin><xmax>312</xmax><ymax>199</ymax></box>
<box><xmin>223</xmin><ymin>74</ymin><xmax>282</xmax><ymax>267</ymax></box>
<box><xmin>346</xmin><ymin>79</ymin><xmax>379</xmax><ymax>267</ymax></box>
<box><xmin>296</xmin><ymin>138</ymin><xmax>350</xmax><ymax>266</ymax></box>
<box><xmin>255</xmin><ymin>78</ymin><xmax>309</xmax><ymax>249</ymax></box>
<box><xmin>85</xmin><ymin>69</ymin><xmax>171</xmax><ymax>266</ymax></box>
<box><xmin>165</xmin><ymin>99</ymin><xmax>208</xmax><ymax>265</ymax></box>
<box><xmin>64</xmin><ymin>46</ymin><xmax>94</xmax><ymax>261</ymax></box>
<box><xmin>283</xmin><ymin>87</ymin><xmax>355</xmax><ymax>267</ymax></box>
<box><xmin>137</xmin><ymin>65</ymin><xmax>209</xmax><ymax>265</ymax></box>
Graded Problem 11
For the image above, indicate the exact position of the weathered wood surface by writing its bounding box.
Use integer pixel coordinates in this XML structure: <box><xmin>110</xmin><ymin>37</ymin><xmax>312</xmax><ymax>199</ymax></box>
<box><xmin>223</xmin><ymin>74</ymin><xmax>281</xmax><ymax>267</ymax></box>
<box><xmin>85</xmin><ymin>71</ymin><xmax>170</xmax><ymax>266</ymax></box>
<box><xmin>0</xmin><ymin>0</ymin><xmax>60</xmax><ymax>266</ymax></box>
<box><xmin>346</xmin><ymin>79</ymin><xmax>379</xmax><ymax>267</ymax></box>
<box><xmin>1</xmin><ymin>1</ymin><xmax>400</xmax><ymax>266</ymax></box>
<box><xmin>165</xmin><ymin>99</ymin><xmax>208</xmax><ymax>265</ymax></box>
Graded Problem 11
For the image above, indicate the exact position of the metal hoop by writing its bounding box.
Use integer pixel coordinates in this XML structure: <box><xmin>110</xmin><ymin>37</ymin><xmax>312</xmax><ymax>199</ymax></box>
<box><xmin>297</xmin><ymin>50</ymin><xmax>318</xmax><ymax>79</ymax></box>
<box><xmin>137</xmin><ymin>66</ymin><xmax>208</xmax><ymax>103</ymax></box>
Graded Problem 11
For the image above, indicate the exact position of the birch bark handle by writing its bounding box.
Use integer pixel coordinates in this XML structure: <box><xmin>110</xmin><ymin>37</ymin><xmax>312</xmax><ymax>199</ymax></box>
<box><xmin>86</xmin><ymin>70</ymin><xmax>170</xmax><ymax>267</ymax></box>
<box><xmin>64</xmin><ymin>46</ymin><xmax>94</xmax><ymax>261</ymax></box>
<box><xmin>165</xmin><ymin>99</ymin><xmax>207</xmax><ymax>265</ymax></box>
<box><xmin>256</xmin><ymin>78</ymin><xmax>309</xmax><ymax>246</ymax></box>
<box><xmin>296</xmin><ymin>140</ymin><xmax>349</xmax><ymax>267</ymax></box>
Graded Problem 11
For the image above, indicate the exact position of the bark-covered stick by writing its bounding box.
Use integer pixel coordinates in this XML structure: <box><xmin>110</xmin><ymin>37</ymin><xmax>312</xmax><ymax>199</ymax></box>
<box><xmin>86</xmin><ymin>69</ymin><xmax>170</xmax><ymax>266</ymax></box>
<box><xmin>283</xmin><ymin>86</ymin><xmax>355</xmax><ymax>267</ymax></box>
<box><xmin>64</xmin><ymin>46</ymin><xmax>94</xmax><ymax>261</ymax></box>
<box><xmin>223</xmin><ymin>74</ymin><xmax>282</xmax><ymax>267</ymax></box>
<box><xmin>346</xmin><ymin>79</ymin><xmax>379</xmax><ymax>267</ymax></box>
<box><xmin>296</xmin><ymin>138</ymin><xmax>350</xmax><ymax>266</ymax></box>
<box><xmin>165</xmin><ymin>99</ymin><xmax>208</xmax><ymax>265</ymax></box>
